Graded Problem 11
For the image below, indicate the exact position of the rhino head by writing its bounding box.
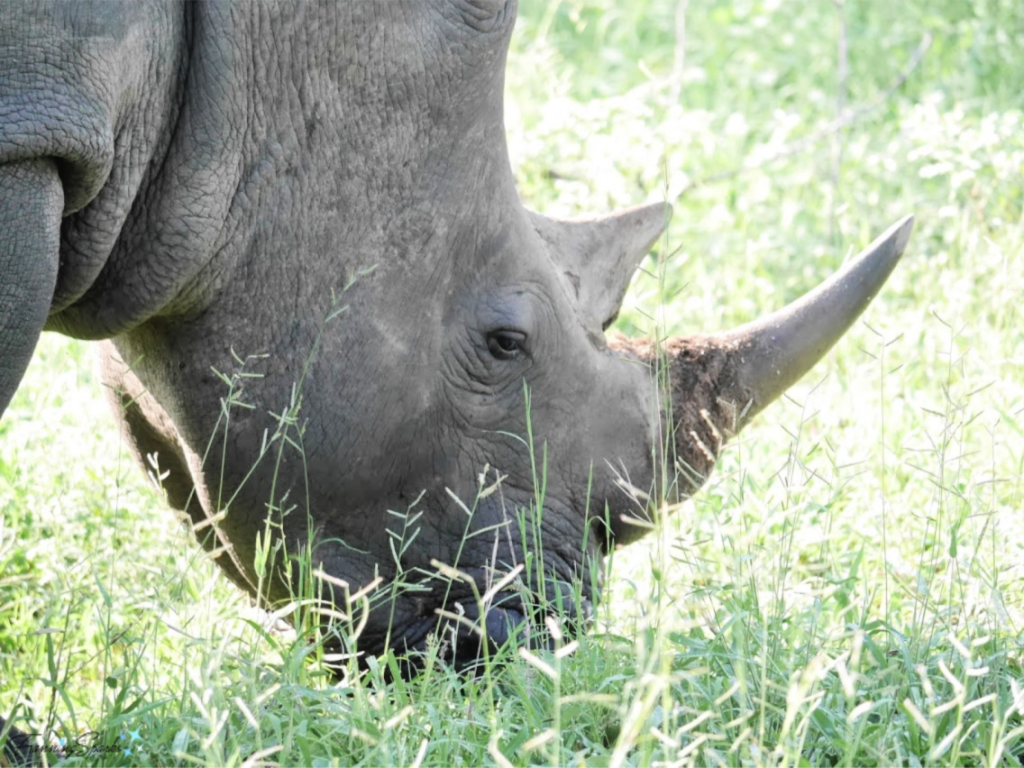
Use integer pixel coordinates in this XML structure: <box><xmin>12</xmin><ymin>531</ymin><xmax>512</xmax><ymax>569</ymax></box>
<box><xmin>0</xmin><ymin>0</ymin><xmax>912</xmax><ymax>667</ymax></box>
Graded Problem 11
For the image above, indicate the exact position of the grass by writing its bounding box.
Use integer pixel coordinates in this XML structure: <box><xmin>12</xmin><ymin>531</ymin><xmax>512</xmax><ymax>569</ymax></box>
<box><xmin>2</xmin><ymin>0</ymin><xmax>1023</xmax><ymax>765</ymax></box>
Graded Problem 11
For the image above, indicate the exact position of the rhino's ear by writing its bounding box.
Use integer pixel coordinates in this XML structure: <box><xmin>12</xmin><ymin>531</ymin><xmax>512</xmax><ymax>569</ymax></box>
<box><xmin>529</xmin><ymin>203</ymin><xmax>672</xmax><ymax>330</ymax></box>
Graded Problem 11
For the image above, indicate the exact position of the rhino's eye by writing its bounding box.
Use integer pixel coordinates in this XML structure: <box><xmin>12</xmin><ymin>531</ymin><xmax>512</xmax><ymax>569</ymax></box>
<box><xmin>487</xmin><ymin>330</ymin><xmax>526</xmax><ymax>360</ymax></box>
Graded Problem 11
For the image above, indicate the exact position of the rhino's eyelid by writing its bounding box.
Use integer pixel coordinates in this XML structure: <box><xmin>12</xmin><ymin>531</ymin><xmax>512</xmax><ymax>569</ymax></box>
<box><xmin>486</xmin><ymin>329</ymin><xmax>527</xmax><ymax>360</ymax></box>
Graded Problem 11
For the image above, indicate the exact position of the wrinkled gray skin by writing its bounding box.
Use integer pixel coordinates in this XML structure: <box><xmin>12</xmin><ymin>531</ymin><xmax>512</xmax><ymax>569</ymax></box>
<box><xmin>0</xmin><ymin>0</ymin><xmax>912</xmax><ymax>666</ymax></box>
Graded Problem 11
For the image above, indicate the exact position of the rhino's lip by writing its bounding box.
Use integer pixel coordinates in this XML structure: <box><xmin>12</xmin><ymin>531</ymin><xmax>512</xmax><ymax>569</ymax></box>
<box><xmin>348</xmin><ymin>576</ymin><xmax>595</xmax><ymax>671</ymax></box>
<box><xmin>447</xmin><ymin>589</ymin><xmax>595</xmax><ymax>671</ymax></box>
<box><xmin>316</xmin><ymin>489</ymin><xmax>601</xmax><ymax>667</ymax></box>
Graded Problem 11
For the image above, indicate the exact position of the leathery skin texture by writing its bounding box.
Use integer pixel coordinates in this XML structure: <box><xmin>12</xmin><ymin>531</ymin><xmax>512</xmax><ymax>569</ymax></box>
<box><xmin>0</xmin><ymin>0</ymin><xmax>910</xmax><ymax>672</ymax></box>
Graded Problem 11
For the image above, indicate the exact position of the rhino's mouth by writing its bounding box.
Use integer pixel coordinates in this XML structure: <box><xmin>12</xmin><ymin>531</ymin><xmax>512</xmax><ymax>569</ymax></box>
<box><xmin>339</xmin><ymin>569</ymin><xmax>595</xmax><ymax>674</ymax></box>
<box><xmin>310</xmin><ymin>483</ymin><xmax>604</xmax><ymax>674</ymax></box>
<box><xmin>371</xmin><ymin>487</ymin><xmax>603</xmax><ymax>669</ymax></box>
<box><xmin>442</xmin><ymin>586</ymin><xmax>595</xmax><ymax>672</ymax></box>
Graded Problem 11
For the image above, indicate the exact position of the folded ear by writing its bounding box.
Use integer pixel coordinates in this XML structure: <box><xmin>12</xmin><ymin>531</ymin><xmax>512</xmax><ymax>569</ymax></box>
<box><xmin>529</xmin><ymin>202</ymin><xmax>672</xmax><ymax>330</ymax></box>
<box><xmin>0</xmin><ymin>159</ymin><xmax>63</xmax><ymax>419</ymax></box>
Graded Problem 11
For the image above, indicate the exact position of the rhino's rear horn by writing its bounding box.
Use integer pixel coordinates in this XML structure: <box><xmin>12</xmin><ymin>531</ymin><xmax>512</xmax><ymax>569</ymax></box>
<box><xmin>530</xmin><ymin>202</ymin><xmax>672</xmax><ymax>330</ymax></box>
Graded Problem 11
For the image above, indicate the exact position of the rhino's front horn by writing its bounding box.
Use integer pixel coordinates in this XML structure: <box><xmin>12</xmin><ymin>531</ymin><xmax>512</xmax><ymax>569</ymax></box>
<box><xmin>610</xmin><ymin>215</ymin><xmax>913</xmax><ymax>525</ymax></box>
<box><xmin>701</xmin><ymin>214</ymin><xmax>914</xmax><ymax>430</ymax></box>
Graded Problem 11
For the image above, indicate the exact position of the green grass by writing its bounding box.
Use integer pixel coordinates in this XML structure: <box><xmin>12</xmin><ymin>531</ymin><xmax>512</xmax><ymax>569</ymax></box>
<box><xmin>3</xmin><ymin>0</ymin><xmax>1023</xmax><ymax>765</ymax></box>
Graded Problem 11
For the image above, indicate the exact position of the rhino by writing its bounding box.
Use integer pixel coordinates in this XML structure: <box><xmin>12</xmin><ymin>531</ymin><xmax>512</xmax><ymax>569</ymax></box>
<box><xmin>0</xmin><ymin>0</ymin><xmax>913</xmax><ymax>673</ymax></box>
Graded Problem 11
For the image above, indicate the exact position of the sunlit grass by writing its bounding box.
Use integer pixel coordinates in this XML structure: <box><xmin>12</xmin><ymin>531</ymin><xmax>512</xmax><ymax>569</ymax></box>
<box><xmin>3</xmin><ymin>0</ymin><xmax>1023</xmax><ymax>765</ymax></box>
